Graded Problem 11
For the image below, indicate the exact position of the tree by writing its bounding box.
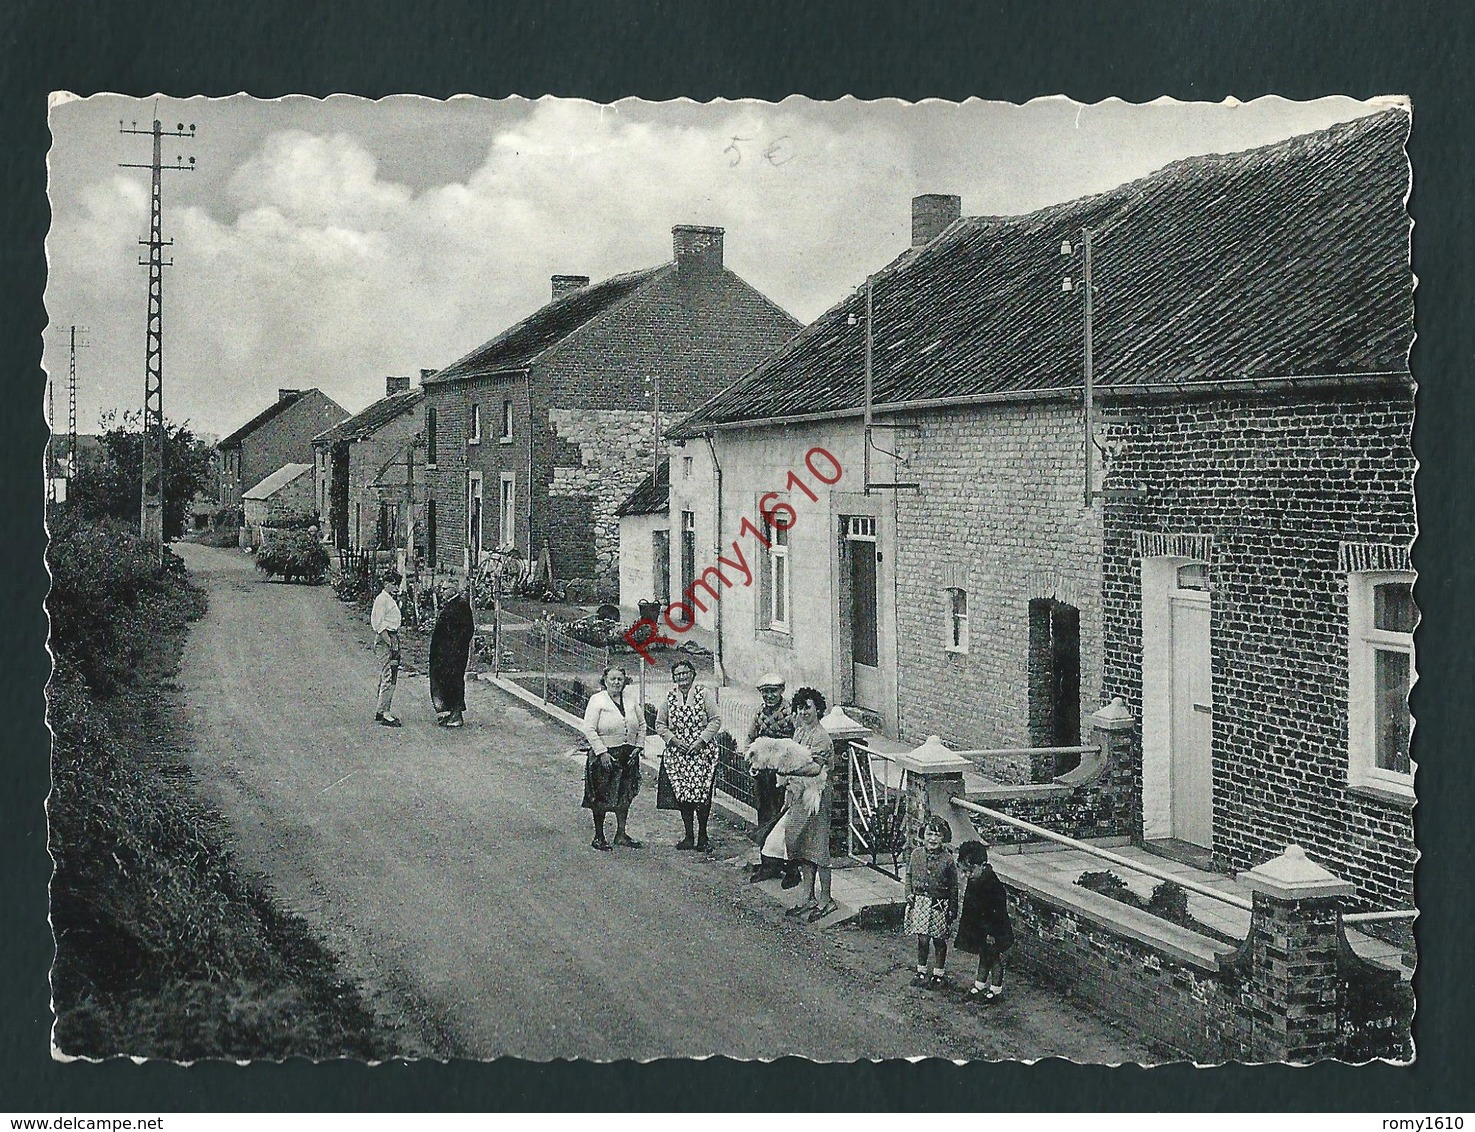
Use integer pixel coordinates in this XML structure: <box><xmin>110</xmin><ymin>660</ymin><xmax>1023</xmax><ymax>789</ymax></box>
<box><xmin>67</xmin><ymin>410</ymin><xmax>216</xmax><ymax>540</ymax></box>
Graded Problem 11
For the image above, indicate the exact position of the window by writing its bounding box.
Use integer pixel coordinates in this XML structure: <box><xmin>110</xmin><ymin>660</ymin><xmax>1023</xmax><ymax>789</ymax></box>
<box><xmin>499</xmin><ymin>473</ymin><xmax>516</xmax><ymax>549</ymax></box>
<box><xmin>1348</xmin><ymin>572</ymin><xmax>1416</xmax><ymax>792</ymax></box>
<box><xmin>426</xmin><ymin>406</ymin><xmax>437</xmax><ymax>466</ymax></box>
<box><xmin>758</xmin><ymin>498</ymin><xmax>793</xmax><ymax>635</ymax></box>
<box><xmin>682</xmin><ymin>456</ymin><xmax>694</xmax><ymax>479</ymax></box>
<box><xmin>500</xmin><ymin>398</ymin><xmax>513</xmax><ymax>443</ymax></box>
<box><xmin>468</xmin><ymin>403</ymin><xmax>481</xmax><ymax>445</ymax></box>
<box><xmin>946</xmin><ymin>587</ymin><xmax>969</xmax><ymax>652</ymax></box>
<box><xmin>769</xmin><ymin>517</ymin><xmax>790</xmax><ymax>633</ymax></box>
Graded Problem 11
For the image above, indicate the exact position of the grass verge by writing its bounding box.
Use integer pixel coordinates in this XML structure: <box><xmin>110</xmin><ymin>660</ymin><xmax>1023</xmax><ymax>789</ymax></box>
<box><xmin>48</xmin><ymin>516</ymin><xmax>403</xmax><ymax>1060</ymax></box>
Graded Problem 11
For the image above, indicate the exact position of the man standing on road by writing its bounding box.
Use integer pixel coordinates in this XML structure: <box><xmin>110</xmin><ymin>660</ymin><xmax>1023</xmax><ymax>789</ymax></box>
<box><xmin>745</xmin><ymin>672</ymin><xmax>799</xmax><ymax>886</ymax></box>
<box><xmin>372</xmin><ymin>572</ymin><xmax>404</xmax><ymax>727</ymax></box>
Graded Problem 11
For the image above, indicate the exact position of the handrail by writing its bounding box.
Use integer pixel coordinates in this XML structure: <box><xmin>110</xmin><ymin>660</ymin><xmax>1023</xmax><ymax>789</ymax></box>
<box><xmin>1343</xmin><ymin>910</ymin><xmax>1418</xmax><ymax>924</ymax></box>
<box><xmin>951</xmin><ymin>795</ymin><xmax>1254</xmax><ymax>912</ymax></box>
<box><xmin>854</xmin><ymin>738</ymin><xmax>1100</xmax><ymax>760</ymax></box>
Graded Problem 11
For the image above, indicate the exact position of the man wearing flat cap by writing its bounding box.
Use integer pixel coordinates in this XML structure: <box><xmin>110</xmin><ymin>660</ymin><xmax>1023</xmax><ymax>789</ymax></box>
<box><xmin>745</xmin><ymin>672</ymin><xmax>800</xmax><ymax>886</ymax></box>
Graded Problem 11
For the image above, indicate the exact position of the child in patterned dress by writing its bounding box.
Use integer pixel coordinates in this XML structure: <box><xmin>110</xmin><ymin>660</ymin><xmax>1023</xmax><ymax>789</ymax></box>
<box><xmin>903</xmin><ymin>815</ymin><xmax>959</xmax><ymax>988</ymax></box>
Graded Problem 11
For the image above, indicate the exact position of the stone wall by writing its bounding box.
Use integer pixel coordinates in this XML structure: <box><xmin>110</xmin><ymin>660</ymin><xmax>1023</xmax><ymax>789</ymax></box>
<box><xmin>547</xmin><ymin>408</ymin><xmax>681</xmax><ymax>587</ymax></box>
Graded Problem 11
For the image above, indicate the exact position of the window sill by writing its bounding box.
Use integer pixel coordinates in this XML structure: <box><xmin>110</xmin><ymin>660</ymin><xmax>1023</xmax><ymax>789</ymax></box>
<box><xmin>943</xmin><ymin>645</ymin><xmax>969</xmax><ymax>656</ymax></box>
<box><xmin>467</xmin><ymin>439</ymin><xmax>481</xmax><ymax>447</ymax></box>
<box><xmin>1347</xmin><ymin>779</ymin><xmax>1416</xmax><ymax>810</ymax></box>
<box><xmin>757</xmin><ymin>628</ymin><xmax>794</xmax><ymax>649</ymax></box>
<box><xmin>498</xmin><ymin>436</ymin><xmax>514</xmax><ymax>446</ymax></box>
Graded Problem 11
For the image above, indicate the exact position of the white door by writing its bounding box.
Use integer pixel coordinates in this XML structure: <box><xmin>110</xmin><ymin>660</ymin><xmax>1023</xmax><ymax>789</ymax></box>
<box><xmin>1169</xmin><ymin>593</ymin><xmax>1213</xmax><ymax>848</ymax></box>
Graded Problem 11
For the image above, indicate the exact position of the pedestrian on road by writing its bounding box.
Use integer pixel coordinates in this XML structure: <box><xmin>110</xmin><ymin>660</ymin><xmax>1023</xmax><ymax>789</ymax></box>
<box><xmin>769</xmin><ymin>687</ymin><xmax>837</xmax><ymax>923</ymax></box>
<box><xmin>954</xmin><ymin>840</ymin><xmax>1014</xmax><ymax>1002</ymax></box>
<box><xmin>429</xmin><ymin>587</ymin><xmax>474</xmax><ymax>728</ymax></box>
<box><xmin>372</xmin><ymin>572</ymin><xmax>404</xmax><ymax>727</ymax></box>
<box><xmin>745</xmin><ymin>673</ymin><xmax>799</xmax><ymax>887</ymax></box>
<box><xmin>580</xmin><ymin>664</ymin><xmax>646</xmax><ymax>851</ymax></box>
<box><xmin>655</xmin><ymin>658</ymin><xmax>721</xmax><ymax>852</ymax></box>
<box><xmin>904</xmin><ymin>816</ymin><xmax>959</xmax><ymax>988</ymax></box>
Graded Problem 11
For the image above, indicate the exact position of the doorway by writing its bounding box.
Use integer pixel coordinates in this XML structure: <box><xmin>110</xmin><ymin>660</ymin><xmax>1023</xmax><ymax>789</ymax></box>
<box><xmin>1028</xmin><ymin>598</ymin><xmax>1081</xmax><ymax>776</ymax></box>
<box><xmin>845</xmin><ymin>515</ymin><xmax>881</xmax><ymax>709</ymax></box>
<box><xmin>467</xmin><ymin>472</ymin><xmax>483</xmax><ymax>567</ymax></box>
<box><xmin>1169</xmin><ymin>582</ymin><xmax>1213</xmax><ymax>848</ymax></box>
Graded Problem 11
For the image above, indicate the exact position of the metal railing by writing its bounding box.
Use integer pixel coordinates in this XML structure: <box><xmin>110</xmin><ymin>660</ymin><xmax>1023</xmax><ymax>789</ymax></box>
<box><xmin>848</xmin><ymin>742</ymin><xmax>909</xmax><ymax>878</ymax></box>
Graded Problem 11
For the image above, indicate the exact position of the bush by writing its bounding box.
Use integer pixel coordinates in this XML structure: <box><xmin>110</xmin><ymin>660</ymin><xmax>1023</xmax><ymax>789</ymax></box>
<box><xmin>46</xmin><ymin>515</ymin><xmax>203</xmax><ymax>695</ymax></box>
<box><xmin>255</xmin><ymin>530</ymin><xmax>328</xmax><ymax>583</ymax></box>
<box><xmin>332</xmin><ymin>554</ymin><xmax>377</xmax><ymax>603</ymax></box>
<box><xmin>594</xmin><ymin>576</ymin><xmax>620</xmax><ymax>604</ymax></box>
<box><xmin>563</xmin><ymin>577</ymin><xmax>597</xmax><ymax>604</ymax></box>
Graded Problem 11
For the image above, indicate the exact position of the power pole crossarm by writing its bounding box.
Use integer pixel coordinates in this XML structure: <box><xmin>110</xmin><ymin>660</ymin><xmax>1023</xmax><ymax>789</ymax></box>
<box><xmin>119</xmin><ymin>115</ymin><xmax>196</xmax><ymax>565</ymax></box>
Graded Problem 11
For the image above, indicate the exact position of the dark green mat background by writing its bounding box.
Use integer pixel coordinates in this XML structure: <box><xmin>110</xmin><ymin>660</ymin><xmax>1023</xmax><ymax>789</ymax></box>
<box><xmin>3</xmin><ymin>0</ymin><xmax>1471</xmax><ymax>1111</ymax></box>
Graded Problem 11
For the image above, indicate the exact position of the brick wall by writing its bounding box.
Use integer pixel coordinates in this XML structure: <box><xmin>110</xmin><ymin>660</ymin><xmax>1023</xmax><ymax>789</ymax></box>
<box><xmin>1099</xmin><ymin>387</ymin><xmax>1416</xmax><ymax>909</ymax></box>
<box><xmin>237</xmin><ymin>391</ymin><xmax>349</xmax><ymax>498</ymax></box>
<box><xmin>894</xmin><ymin>400</ymin><xmax>1104</xmax><ymax>753</ymax></box>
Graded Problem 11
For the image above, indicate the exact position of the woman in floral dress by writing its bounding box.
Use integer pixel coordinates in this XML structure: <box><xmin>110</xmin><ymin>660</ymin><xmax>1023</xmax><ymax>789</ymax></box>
<box><xmin>655</xmin><ymin>658</ymin><xmax>721</xmax><ymax>851</ymax></box>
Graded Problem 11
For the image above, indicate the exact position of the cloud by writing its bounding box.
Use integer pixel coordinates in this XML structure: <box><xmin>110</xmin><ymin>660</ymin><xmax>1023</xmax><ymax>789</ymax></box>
<box><xmin>45</xmin><ymin>96</ymin><xmax>1380</xmax><ymax>437</ymax></box>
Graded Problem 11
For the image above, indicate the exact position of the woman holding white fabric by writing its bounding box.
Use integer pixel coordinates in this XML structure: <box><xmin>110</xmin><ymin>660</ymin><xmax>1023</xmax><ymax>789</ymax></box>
<box><xmin>764</xmin><ymin>687</ymin><xmax>837</xmax><ymax>922</ymax></box>
<box><xmin>580</xmin><ymin>665</ymin><xmax>646</xmax><ymax>851</ymax></box>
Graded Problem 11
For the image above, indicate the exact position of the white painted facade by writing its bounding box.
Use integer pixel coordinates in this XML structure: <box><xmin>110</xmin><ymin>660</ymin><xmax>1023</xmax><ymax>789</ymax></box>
<box><xmin>695</xmin><ymin>419</ymin><xmax>901</xmax><ymax>735</ymax></box>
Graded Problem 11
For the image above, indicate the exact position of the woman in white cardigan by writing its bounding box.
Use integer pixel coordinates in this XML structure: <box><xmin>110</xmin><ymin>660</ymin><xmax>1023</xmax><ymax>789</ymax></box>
<box><xmin>580</xmin><ymin>664</ymin><xmax>646</xmax><ymax>851</ymax></box>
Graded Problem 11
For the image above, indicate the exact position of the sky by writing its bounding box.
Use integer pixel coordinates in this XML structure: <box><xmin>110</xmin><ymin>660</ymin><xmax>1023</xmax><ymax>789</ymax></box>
<box><xmin>44</xmin><ymin>93</ymin><xmax>1399</xmax><ymax>439</ymax></box>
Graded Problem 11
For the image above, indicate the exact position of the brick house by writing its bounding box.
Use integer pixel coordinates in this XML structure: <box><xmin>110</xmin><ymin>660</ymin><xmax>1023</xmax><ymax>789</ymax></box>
<box><xmin>674</xmin><ymin>109</ymin><xmax>1414</xmax><ymax>907</ymax></box>
<box><xmin>311</xmin><ymin>375</ymin><xmax>426</xmax><ymax>554</ymax></box>
<box><xmin>420</xmin><ymin>226</ymin><xmax>800</xmax><ymax>590</ymax></box>
<box><xmin>216</xmin><ymin>388</ymin><xmax>349</xmax><ymax>513</ymax></box>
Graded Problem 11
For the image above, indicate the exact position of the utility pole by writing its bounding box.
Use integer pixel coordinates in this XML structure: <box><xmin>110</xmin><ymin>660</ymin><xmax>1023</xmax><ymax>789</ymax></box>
<box><xmin>50</xmin><ymin>326</ymin><xmax>89</xmax><ymax>502</ymax></box>
<box><xmin>68</xmin><ymin>326</ymin><xmax>84</xmax><ymax>481</ymax></box>
<box><xmin>1061</xmin><ymin>228</ymin><xmax>1097</xmax><ymax>507</ymax></box>
<box><xmin>120</xmin><ymin>112</ymin><xmax>195</xmax><ymax>563</ymax></box>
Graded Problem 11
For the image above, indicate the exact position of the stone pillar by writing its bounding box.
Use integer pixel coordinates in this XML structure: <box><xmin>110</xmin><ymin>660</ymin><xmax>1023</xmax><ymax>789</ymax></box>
<box><xmin>1241</xmin><ymin>844</ymin><xmax>1354</xmax><ymax>1063</ymax></box>
<box><xmin>821</xmin><ymin>706</ymin><xmax>873</xmax><ymax>861</ymax></box>
<box><xmin>893</xmin><ymin>735</ymin><xmax>975</xmax><ymax>848</ymax></box>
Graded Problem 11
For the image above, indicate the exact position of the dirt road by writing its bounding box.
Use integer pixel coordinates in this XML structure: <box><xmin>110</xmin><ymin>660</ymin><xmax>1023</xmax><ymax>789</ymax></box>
<box><xmin>175</xmin><ymin>543</ymin><xmax>1155</xmax><ymax>1062</ymax></box>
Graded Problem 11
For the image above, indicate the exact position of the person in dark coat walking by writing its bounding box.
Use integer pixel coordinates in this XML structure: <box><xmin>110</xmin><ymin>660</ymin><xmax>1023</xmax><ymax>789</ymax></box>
<box><xmin>429</xmin><ymin>590</ymin><xmax>475</xmax><ymax>727</ymax></box>
<box><xmin>954</xmin><ymin>840</ymin><xmax>1014</xmax><ymax>1001</ymax></box>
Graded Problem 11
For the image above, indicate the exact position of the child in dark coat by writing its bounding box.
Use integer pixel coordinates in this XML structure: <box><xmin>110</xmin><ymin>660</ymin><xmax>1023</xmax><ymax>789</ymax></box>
<box><xmin>954</xmin><ymin>840</ymin><xmax>1014</xmax><ymax>1001</ymax></box>
<box><xmin>903</xmin><ymin>816</ymin><xmax>959</xmax><ymax>988</ymax></box>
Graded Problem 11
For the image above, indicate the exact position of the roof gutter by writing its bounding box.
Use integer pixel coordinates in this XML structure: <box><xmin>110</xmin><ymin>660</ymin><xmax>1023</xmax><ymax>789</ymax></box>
<box><xmin>670</xmin><ymin>369</ymin><xmax>1412</xmax><ymax>436</ymax></box>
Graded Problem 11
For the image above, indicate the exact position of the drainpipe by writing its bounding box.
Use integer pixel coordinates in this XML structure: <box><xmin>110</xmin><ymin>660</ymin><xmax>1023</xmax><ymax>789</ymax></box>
<box><xmin>703</xmin><ymin>430</ymin><xmax>726</xmax><ymax>687</ymax></box>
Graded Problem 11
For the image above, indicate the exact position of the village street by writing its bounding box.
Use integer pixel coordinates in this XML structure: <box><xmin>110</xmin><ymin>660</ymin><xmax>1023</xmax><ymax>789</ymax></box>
<box><xmin>173</xmin><ymin>543</ymin><xmax>1155</xmax><ymax>1062</ymax></box>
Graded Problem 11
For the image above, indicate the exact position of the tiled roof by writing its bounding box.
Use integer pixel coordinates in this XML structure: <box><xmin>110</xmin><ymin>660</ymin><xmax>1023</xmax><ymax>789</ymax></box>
<box><xmin>615</xmin><ymin>458</ymin><xmax>670</xmax><ymax>517</ymax></box>
<box><xmin>219</xmin><ymin>390</ymin><xmax>308</xmax><ymax>448</ymax></box>
<box><xmin>242</xmin><ymin>462</ymin><xmax>312</xmax><ymax>501</ymax></box>
<box><xmin>674</xmin><ymin>108</ymin><xmax>1412</xmax><ymax>434</ymax></box>
<box><xmin>427</xmin><ymin>267</ymin><xmax>670</xmax><ymax>382</ymax></box>
<box><xmin>313</xmin><ymin>387</ymin><xmax>424</xmax><ymax>444</ymax></box>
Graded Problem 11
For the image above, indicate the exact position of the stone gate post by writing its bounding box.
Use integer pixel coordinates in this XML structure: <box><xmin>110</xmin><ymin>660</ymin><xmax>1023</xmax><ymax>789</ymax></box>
<box><xmin>894</xmin><ymin>735</ymin><xmax>975</xmax><ymax>848</ymax></box>
<box><xmin>1241</xmin><ymin>844</ymin><xmax>1354</xmax><ymax>1063</ymax></box>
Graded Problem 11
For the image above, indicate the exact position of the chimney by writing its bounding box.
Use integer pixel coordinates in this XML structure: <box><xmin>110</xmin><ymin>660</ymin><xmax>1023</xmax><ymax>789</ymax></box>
<box><xmin>420</xmin><ymin>368</ymin><xmax>437</xmax><ymax>381</ymax></box>
<box><xmin>551</xmin><ymin>274</ymin><xmax>590</xmax><ymax>301</ymax></box>
<box><xmin>673</xmin><ymin>225</ymin><xmax>724</xmax><ymax>273</ymax></box>
<box><xmin>386</xmin><ymin>375</ymin><xmax>411</xmax><ymax>397</ymax></box>
<box><xmin>277</xmin><ymin>388</ymin><xmax>301</xmax><ymax>403</ymax></box>
<box><xmin>911</xmin><ymin>194</ymin><xmax>962</xmax><ymax>247</ymax></box>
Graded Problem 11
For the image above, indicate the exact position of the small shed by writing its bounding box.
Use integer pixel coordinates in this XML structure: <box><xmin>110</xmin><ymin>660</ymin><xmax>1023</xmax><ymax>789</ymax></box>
<box><xmin>242</xmin><ymin>463</ymin><xmax>315</xmax><ymax>549</ymax></box>
<box><xmin>615</xmin><ymin>458</ymin><xmax>670</xmax><ymax>610</ymax></box>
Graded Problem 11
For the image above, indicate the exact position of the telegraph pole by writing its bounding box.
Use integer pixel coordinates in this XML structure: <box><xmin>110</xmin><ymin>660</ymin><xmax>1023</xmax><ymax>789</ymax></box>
<box><xmin>120</xmin><ymin>113</ymin><xmax>195</xmax><ymax>563</ymax></box>
<box><xmin>69</xmin><ymin>325</ymin><xmax>83</xmax><ymax>480</ymax></box>
<box><xmin>49</xmin><ymin>326</ymin><xmax>89</xmax><ymax>502</ymax></box>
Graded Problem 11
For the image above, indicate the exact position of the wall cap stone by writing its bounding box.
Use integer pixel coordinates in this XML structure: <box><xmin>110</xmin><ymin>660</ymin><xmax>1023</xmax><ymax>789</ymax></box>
<box><xmin>821</xmin><ymin>705</ymin><xmax>872</xmax><ymax>740</ymax></box>
<box><xmin>1243</xmin><ymin>844</ymin><xmax>1356</xmax><ymax>901</ymax></box>
<box><xmin>893</xmin><ymin>734</ymin><xmax>972</xmax><ymax>776</ymax></box>
<box><xmin>1089</xmin><ymin>696</ymin><xmax>1136</xmax><ymax>732</ymax></box>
